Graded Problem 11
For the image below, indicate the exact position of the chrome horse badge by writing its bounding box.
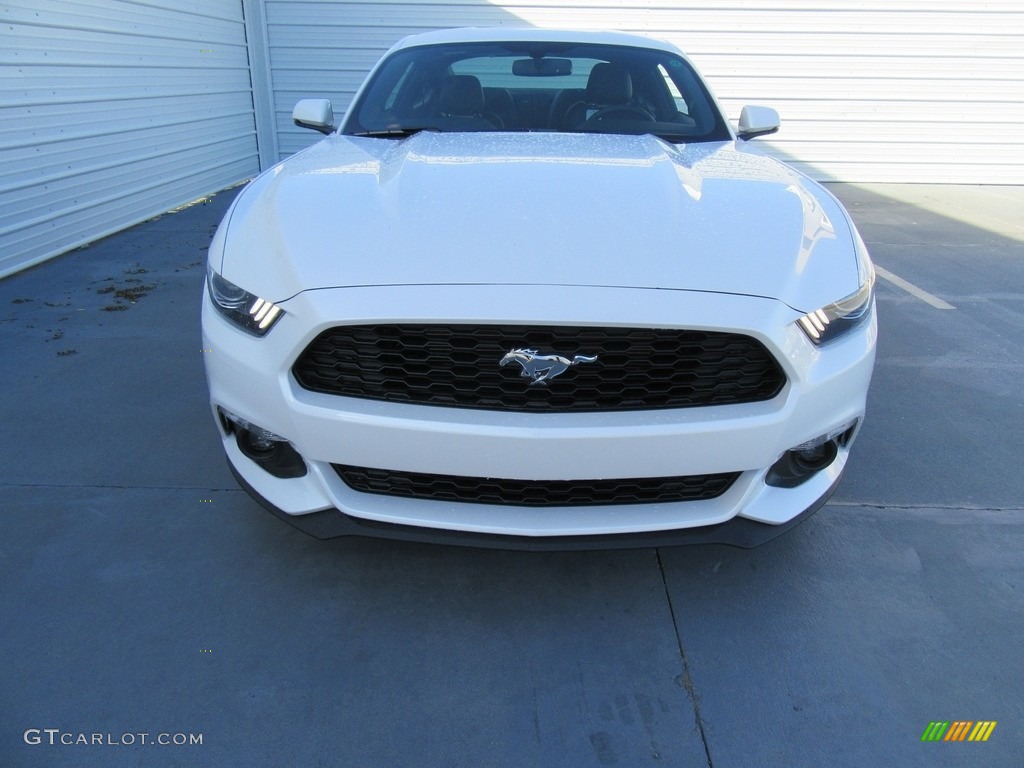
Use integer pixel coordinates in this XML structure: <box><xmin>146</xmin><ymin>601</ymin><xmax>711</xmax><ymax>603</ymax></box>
<box><xmin>499</xmin><ymin>348</ymin><xmax>598</xmax><ymax>386</ymax></box>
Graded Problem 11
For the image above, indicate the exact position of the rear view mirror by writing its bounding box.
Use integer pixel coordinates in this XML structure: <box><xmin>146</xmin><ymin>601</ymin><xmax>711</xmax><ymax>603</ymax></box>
<box><xmin>512</xmin><ymin>58</ymin><xmax>573</xmax><ymax>77</ymax></box>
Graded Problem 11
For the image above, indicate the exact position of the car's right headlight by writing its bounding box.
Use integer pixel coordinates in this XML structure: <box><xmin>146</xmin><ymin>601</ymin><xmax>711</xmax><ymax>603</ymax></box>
<box><xmin>207</xmin><ymin>266</ymin><xmax>284</xmax><ymax>336</ymax></box>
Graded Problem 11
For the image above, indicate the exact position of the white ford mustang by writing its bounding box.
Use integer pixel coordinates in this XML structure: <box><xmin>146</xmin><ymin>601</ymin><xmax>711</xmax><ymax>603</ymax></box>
<box><xmin>202</xmin><ymin>28</ymin><xmax>876</xmax><ymax>549</ymax></box>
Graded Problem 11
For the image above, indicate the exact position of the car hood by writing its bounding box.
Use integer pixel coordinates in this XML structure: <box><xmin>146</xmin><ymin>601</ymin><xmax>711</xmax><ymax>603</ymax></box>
<box><xmin>219</xmin><ymin>132</ymin><xmax>860</xmax><ymax>312</ymax></box>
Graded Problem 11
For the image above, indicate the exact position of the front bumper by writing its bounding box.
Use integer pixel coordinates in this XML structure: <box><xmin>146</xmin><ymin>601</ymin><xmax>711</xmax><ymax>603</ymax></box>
<box><xmin>203</xmin><ymin>283</ymin><xmax>876</xmax><ymax>546</ymax></box>
<box><xmin>229</xmin><ymin>459</ymin><xmax>840</xmax><ymax>549</ymax></box>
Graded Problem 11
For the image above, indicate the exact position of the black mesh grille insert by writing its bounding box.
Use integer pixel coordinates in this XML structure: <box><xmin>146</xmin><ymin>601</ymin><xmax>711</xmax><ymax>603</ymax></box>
<box><xmin>293</xmin><ymin>325</ymin><xmax>785</xmax><ymax>412</ymax></box>
<box><xmin>334</xmin><ymin>465</ymin><xmax>740</xmax><ymax>507</ymax></box>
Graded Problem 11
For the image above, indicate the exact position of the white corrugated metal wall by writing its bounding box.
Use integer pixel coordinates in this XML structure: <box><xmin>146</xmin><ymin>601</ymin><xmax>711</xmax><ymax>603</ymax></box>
<box><xmin>0</xmin><ymin>0</ymin><xmax>261</xmax><ymax>278</ymax></box>
<box><xmin>263</xmin><ymin>0</ymin><xmax>1024</xmax><ymax>183</ymax></box>
<box><xmin>2</xmin><ymin>1</ymin><xmax>1020</xmax><ymax>277</ymax></box>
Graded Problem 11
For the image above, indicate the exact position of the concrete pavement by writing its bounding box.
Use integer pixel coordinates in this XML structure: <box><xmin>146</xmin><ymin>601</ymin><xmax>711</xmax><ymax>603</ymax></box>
<box><xmin>1</xmin><ymin>183</ymin><xmax>1022</xmax><ymax>767</ymax></box>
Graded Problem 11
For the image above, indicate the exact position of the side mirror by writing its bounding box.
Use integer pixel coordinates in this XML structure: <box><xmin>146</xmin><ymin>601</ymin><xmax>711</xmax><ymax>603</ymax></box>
<box><xmin>737</xmin><ymin>105</ymin><xmax>780</xmax><ymax>140</ymax></box>
<box><xmin>293</xmin><ymin>99</ymin><xmax>335</xmax><ymax>135</ymax></box>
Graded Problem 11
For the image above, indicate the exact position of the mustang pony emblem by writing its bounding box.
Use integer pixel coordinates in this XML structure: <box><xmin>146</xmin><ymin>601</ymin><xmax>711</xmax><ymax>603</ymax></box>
<box><xmin>499</xmin><ymin>348</ymin><xmax>598</xmax><ymax>386</ymax></box>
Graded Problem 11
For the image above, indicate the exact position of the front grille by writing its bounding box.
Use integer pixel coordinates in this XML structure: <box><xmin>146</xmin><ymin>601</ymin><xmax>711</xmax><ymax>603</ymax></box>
<box><xmin>293</xmin><ymin>324</ymin><xmax>785</xmax><ymax>412</ymax></box>
<box><xmin>334</xmin><ymin>465</ymin><xmax>740</xmax><ymax>507</ymax></box>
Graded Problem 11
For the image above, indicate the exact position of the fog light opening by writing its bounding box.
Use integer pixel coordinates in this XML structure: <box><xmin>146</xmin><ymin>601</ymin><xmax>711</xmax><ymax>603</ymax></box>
<box><xmin>793</xmin><ymin>440</ymin><xmax>838</xmax><ymax>472</ymax></box>
<box><xmin>217</xmin><ymin>408</ymin><xmax>306</xmax><ymax>479</ymax></box>
<box><xmin>766</xmin><ymin>435</ymin><xmax>842</xmax><ymax>489</ymax></box>
<box><xmin>243</xmin><ymin>427</ymin><xmax>283</xmax><ymax>454</ymax></box>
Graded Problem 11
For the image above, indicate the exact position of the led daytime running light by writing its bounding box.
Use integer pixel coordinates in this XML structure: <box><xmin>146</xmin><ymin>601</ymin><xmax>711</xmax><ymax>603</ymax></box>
<box><xmin>798</xmin><ymin>276</ymin><xmax>874</xmax><ymax>345</ymax></box>
<box><xmin>208</xmin><ymin>269</ymin><xmax>284</xmax><ymax>336</ymax></box>
<box><xmin>798</xmin><ymin>310</ymin><xmax>830</xmax><ymax>340</ymax></box>
<box><xmin>249</xmin><ymin>297</ymin><xmax>282</xmax><ymax>330</ymax></box>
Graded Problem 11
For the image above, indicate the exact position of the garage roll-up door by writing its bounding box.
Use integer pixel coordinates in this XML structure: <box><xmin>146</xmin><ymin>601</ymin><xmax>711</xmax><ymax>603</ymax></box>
<box><xmin>0</xmin><ymin>0</ymin><xmax>261</xmax><ymax>278</ymax></box>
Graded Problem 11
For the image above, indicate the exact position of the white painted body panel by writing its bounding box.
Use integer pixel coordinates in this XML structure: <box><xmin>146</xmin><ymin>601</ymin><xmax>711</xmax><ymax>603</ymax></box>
<box><xmin>217</xmin><ymin>133</ymin><xmax>859</xmax><ymax>315</ymax></box>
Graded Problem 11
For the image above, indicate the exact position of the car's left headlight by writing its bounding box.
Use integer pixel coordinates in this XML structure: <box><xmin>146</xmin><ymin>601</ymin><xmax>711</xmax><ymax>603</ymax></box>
<box><xmin>207</xmin><ymin>266</ymin><xmax>284</xmax><ymax>336</ymax></box>
<box><xmin>798</xmin><ymin>226</ymin><xmax>875</xmax><ymax>345</ymax></box>
<box><xmin>797</xmin><ymin>275</ymin><xmax>874</xmax><ymax>345</ymax></box>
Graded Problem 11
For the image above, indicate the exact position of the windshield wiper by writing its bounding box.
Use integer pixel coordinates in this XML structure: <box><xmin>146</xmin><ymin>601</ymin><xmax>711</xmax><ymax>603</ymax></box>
<box><xmin>651</xmin><ymin>132</ymin><xmax>700</xmax><ymax>143</ymax></box>
<box><xmin>562</xmin><ymin>126</ymin><xmax>712</xmax><ymax>144</ymax></box>
<box><xmin>348</xmin><ymin>127</ymin><xmax>438</xmax><ymax>138</ymax></box>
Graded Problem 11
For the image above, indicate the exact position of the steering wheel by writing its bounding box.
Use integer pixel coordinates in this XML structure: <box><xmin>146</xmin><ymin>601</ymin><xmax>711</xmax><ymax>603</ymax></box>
<box><xmin>586</xmin><ymin>104</ymin><xmax>655</xmax><ymax>122</ymax></box>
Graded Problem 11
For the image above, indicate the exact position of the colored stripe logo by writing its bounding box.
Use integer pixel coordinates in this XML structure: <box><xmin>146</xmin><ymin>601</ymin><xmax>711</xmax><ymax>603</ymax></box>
<box><xmin>921</xmin><ymin>721</ymin><xmax>996</xmax><ymax>742</ymax></box>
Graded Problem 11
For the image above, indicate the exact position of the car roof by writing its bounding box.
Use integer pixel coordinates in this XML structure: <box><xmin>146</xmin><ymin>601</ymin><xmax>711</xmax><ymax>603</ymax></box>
<box><xmin>388</xmin><ymin>27</ymin><xmax>683</xmax><ymax>56</ymax></box>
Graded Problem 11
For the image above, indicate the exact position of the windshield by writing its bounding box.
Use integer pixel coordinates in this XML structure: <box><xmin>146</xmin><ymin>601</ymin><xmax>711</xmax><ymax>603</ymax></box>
<box><xmin>342</xmin><ymin>41</ymin><xmax>732</xmax><ymax>143</ymax></box>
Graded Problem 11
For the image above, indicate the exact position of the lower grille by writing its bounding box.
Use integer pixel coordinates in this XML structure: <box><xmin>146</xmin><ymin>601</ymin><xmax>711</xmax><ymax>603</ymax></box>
<box><xmin>333</xmin><ymin>465</ymin><xmax>740</xmax><ymax>507</ymax></box>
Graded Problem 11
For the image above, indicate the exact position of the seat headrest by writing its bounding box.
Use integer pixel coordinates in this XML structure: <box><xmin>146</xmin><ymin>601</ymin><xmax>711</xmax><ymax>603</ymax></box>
<box><xmin>439</xmin><ymin>75</ymin><xmax>485</xmax><ymax>116</ymax></box>
<box><xmin>586</xmin><ymin>63</ymin><xmax>633</xmax><ymax>105</ymax></box>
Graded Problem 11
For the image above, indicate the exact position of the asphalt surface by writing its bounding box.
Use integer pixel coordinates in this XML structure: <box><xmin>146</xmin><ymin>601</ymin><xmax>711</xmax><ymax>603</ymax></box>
<box><xmin>1</xmin><ymin>183</ymin><xmax>1022</xmax><ymax>767</ymax></box>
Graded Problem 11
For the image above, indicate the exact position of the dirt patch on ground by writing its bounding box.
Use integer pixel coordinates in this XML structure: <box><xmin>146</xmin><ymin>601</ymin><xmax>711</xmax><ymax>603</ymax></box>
<box><xmin>94</xmin><ymin>267</ymin><xmax>158</xmax><ymax>310</ymax></box>
<box><xmin>113</xmin><ymin>284</ymin><xmax>156</xmax><ymax>302</ymax></box>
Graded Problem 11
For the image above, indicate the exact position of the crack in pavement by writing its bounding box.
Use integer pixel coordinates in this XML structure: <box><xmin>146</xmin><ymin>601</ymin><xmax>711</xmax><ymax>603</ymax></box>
<box><xmin>829</xmin><ymin>501</ymin><xmax>1024</xmax><ymax>512</ymax></box>
<box><xmin>656</xmin><ymin>548</ymin><xmax>713</xmax><ymax>768</ymax></box>
<box><xmin>0</xmin><ymin>482</ymin><xmax>243</xmax><ymax>492</ymax></box>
